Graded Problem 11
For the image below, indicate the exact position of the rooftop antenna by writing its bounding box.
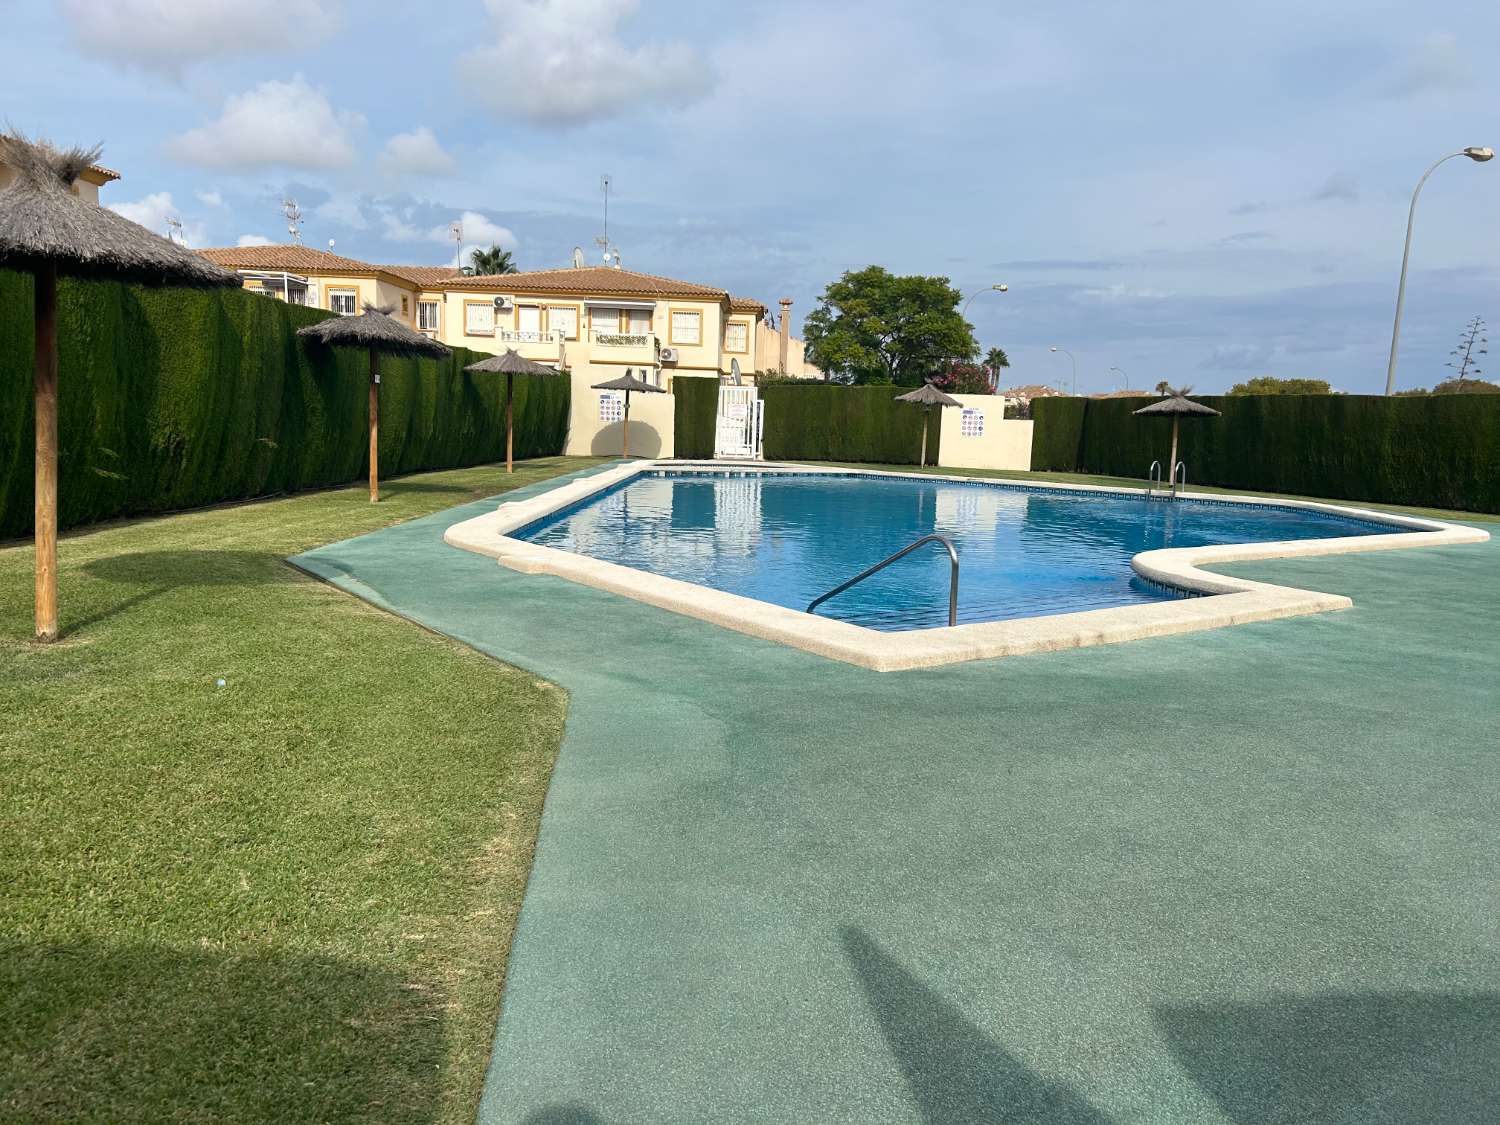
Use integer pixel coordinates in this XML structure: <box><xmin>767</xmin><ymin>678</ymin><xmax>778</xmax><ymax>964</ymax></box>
<box><xmin>328</xmin><ymin>238</ymin><xmax>336</xmax><ymax>253</ymax></box>
<box><xmin>572</xmin><ymin>246</ymin><xmax>585</xmax><ymax>269</ymax></box>
<box><xmin>164</xmin><ymin>215</ymin><xmax>185</xmax><ymax>245</ymax></box>
<box><xmin>282</xmin><ymin>198</ymin><xmax>302</xmax><ymax>245</ymax></box>
<box><xmin>449</xmin><ymin>220</ymin><xmax>463</xmax><ymax>270</ymax></box>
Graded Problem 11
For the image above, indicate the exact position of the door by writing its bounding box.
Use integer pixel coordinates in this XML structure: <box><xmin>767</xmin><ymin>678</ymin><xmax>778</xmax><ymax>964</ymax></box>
<box><xmin>517</xmin><ymin>305</ymin><xmax>542</xmax><ymax>339</ymax></box>
<box><xmin>715</xmin><ymin>385</ymin><xmax>763</xmax><ymax>460</ymax></box>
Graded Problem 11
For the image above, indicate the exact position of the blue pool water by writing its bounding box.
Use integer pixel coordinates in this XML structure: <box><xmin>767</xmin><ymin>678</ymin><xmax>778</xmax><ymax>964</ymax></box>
<box><xmin>514</xmin><ymin>471</ymin><xmax>1400</xmax><ymax>630</ymax></box>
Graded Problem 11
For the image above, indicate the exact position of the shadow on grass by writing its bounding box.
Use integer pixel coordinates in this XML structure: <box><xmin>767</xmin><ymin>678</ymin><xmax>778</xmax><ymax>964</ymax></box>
<box><xmin>1154</xmin><ymin>991</ymin><xmax>1500</xmax><ymax>1124</ymax></box>
<box><xmin>839</xmin><ymin>926</ymin><xmax>1114</xmax><ymax>1124</ymax></box>
<box><xmin>67</xmin><ymin>549</ymin><xmax>287</xmax><ymax>637</ymax></box>
<box><xmin>0</xmin><ymin>939</ymin><xmax>446</xmax><ymax>1123</ymax></box>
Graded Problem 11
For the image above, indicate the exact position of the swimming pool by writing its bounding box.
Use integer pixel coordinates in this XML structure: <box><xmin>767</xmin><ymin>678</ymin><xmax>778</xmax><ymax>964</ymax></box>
<box><xmin>513</xmin><ymin>470</ymin><xmax>1397</xmax><ymax>631</ymax></box>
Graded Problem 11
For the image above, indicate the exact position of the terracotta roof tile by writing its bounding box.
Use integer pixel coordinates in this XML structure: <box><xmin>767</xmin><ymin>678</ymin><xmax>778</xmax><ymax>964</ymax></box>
<box><xmin>429</xmin><ymin>265</ymin><xmax>729</xmax><ymax>300</ymax></box>
<box><xmin>198</xmin><ymin>244</ymin><xmax>387</xmax><ymax>273</ymax></box>
<box><xmin>729</xmin><ymin>295</ymin><xmax>767</xmax><ymax>315</ymax></box>
<box><xmin>376</xmin><ymin>264</ymin><xmax>463</xmax><ymax>287</ymax></box>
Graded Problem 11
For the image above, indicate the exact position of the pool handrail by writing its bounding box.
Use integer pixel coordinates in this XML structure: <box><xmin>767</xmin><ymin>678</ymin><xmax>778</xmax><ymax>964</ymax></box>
<box><xmin>1172</xmin><ymin>461</ymin><xmax>1187</xmax><ymax>499</ymax></box>
<box><xmin>807</xmin><ymin>534</ymin><xmax>960</xmax><ymax>628</ymax></box>
<box><xmin>1146</xmin><ymin>460</ymin><xmax>1162</xmax><ymax>500</ymax></box>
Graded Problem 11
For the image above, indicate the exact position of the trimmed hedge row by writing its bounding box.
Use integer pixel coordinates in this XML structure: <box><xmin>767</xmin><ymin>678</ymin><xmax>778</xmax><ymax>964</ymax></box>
<box><xmin>1031</xmin><ymin>393</ymin><xmax>1500</xmax><ymax>513</ymax></box>
<box><xmin>0</xmin><ymin>269</ymin><xmax>569</xmax><ymax>537</ymax></box>
<box><xmin>760</xmin><ymin>384</ymin><xmax>939</xmax><ymax>465</ymax></box>
<box><xmin>672</xmin><ymin>375</ymin><xmax>718</xmax><ymax>459</ymax></box>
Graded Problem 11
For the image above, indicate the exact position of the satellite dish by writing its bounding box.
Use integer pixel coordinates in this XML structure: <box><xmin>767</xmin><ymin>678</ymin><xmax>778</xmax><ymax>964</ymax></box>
<box><xmin>572</xmin><ymin>246</ymin><xmax>585</xmax><ymax>269</ymax></box>
<box><xmin>327</xmin><ymin>239</ymin><xmax>335</xmax><ymax>252</ymax></box>
<box><xmin>730</xmin><ymin>358</ymin><xmax>742</xmax><ymax>386</ymax></box>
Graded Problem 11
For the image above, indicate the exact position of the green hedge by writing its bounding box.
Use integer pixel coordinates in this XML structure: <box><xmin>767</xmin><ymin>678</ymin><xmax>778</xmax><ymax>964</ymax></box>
<box><xmin>672</xmin><ymin>376</ymin><xmax>718</xmax><ymax>459</ymax></box>
<box><xmin>1029</xmin><ymin>397</ymin><xmax>1087</xmax><ymax>471</ymax></box>
<box><xmin>760</xmin><ymin>384</ymin><xmax>939</xmax><ymax>465</ymax></box>
<box><xmin>0</xmin><ymin>270</ymin><xmax>569</xmax><ymax>538</ymax></box>
<box><xmin>1031</xmin><ymin>393</ymin><xmax>1500</xmax><ymax>513</ymax></box>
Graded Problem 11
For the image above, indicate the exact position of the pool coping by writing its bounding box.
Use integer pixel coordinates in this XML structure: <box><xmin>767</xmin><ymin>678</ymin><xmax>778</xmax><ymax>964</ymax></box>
<box><xmin>442</xmin><ymin>461</ymin><xmax>1489</xmax><ymax>671</ymax></box>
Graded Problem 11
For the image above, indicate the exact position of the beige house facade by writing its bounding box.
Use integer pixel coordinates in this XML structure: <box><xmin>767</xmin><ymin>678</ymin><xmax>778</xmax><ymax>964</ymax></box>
<box><xmin>0</xmin><ymin>159</ymin><xmax>119</xmax><ymax>203</ymax></box>
<box><xmin>196</xmin><ymin>246</ymin><xmax>811</xmax><ymax>390</ymax></box>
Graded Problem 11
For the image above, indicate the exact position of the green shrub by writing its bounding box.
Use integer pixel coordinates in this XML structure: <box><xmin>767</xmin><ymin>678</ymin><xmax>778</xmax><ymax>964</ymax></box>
<box><xmin>760</xmin><ymin>384</ymin><xmax>936</xmax><ymax>464</ymax></box>
<box><xmin>0</xmin><ymin>270</ymin><xmax>569</xmax><ymax>537</ymax></box>
<box><xmin>1029</xmin><ymin>397</ymin><xmax>1088</xmax><ymax>470</ymax></box>
<box><xmin>671</xmin><ymin>376</ymin><xmax>718</xmax><ymax>459</ymax></box>
<box><xmin>1031</xmin><ymin>392</ymin><xmax>1500</xmax><ymax>513</ymax></box>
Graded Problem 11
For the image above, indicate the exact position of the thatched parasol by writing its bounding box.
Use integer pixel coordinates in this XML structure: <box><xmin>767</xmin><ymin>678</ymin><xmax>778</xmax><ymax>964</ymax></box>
<box><xmin>464</xmin><ymin>349</ymin><xmax>563</xmax><ymax>474</ymax></box>
<box><xmin>298</xmin><ymin>304</ymin><xmax>449</xmax><ymax>503</ymax></box>
<box><xmin>895</xmin><ymin>383</ymin><xmax>961</xmax><ymax>467</ymax></box>
<box><xmin>0</xmin><ymin>133</ymin><xmax>240</xmax><ymax>642</ymax></box>
<box><xmin>591</xmin><ymin>370</ymin><xmax>664</xmax><ymax>459</ymax></box>
<box><xmin>1133</xmin><ymin>387</ymin><xmax>1220</xmax><ymax>481</ymax></box>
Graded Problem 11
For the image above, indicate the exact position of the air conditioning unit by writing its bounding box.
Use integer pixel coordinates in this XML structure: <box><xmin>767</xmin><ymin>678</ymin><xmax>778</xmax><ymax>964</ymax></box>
<box><xmin>659</xmin><ymin>347</ymin><xmax>679</xmax><ymax>363</ymax></box>
<box><xmin>492</xmin><ymin>295</ymin><xmax>513</xmax><ymax>312</ymax></box>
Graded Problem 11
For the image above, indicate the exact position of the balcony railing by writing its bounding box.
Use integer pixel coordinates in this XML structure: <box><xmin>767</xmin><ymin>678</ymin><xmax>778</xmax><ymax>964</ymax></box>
<box><xmin>499</xmin><ymin>329</ymin><xmax>564</xmax><ymax>345</ymax></box>
<box><xmin>591</xmin><ymin>331</ymin><xmax>654</xmax><ymax>348</ymax></box>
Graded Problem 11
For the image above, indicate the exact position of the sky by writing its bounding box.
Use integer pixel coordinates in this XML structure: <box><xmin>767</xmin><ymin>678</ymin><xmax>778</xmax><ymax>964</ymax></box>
<box><xmin>4</xmin><ymin>0</ymin><xmax>1498</xmax><ymax>393</ymax></box>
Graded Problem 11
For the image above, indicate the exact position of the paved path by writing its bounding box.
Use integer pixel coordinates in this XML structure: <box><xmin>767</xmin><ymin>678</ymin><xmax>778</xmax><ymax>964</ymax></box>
<box><xmin>293</xmin><ymin>466</ymin><xmax>1500</xmax><ymax>1124</ymax></box>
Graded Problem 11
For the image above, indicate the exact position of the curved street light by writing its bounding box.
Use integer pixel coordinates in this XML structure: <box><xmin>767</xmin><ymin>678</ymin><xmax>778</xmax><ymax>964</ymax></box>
<box><xmin>1049</xmin><ymin>345</ymin><xmax>1077</xmax><ymax>396</ymax></box>
<box><xmin>961</xmin><ymin>283</ymin><xmax>1009</xmax><ymax>318</ymax></box>
<box><xmin>1109</xmin><ymin>364</ymin><xmax>1130</xmax><ymax>392</ymax></box>
<box><xmin>1383</xmin><ymin>146</ymin><xmax>1493</xmax><ymax>395</ymax></box>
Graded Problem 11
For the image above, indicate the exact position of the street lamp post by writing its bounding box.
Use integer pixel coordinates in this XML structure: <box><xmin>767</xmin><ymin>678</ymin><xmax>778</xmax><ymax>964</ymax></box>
<box><xmin>1109</xmin><ymin>365</ymin><xmax>1130</xmax><ymax>392</ymax></box>
<box><xmin>1049</xmin><ymin>345</ymin><xmax>1077</xmax><ymax>396</ymax></box>
<box><xmin>1383</xmin><ymin>146</ymin><xmax>1493</xmax><ymax>396</ymax></box>
<box><xmin>959</xmin><ymin>283</ymin><xmax>1008</xmax><ymax>389</ymax></box>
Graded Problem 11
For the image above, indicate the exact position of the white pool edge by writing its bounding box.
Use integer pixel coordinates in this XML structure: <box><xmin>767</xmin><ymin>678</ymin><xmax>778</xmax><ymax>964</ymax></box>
<box><xmin>442</xmin><ymin>460</ymin><xmax>1490</xmax><ymax>672</ymax></box>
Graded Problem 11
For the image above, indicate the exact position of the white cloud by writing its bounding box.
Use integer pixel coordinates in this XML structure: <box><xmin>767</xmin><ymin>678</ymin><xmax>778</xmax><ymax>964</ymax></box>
<box><xmin>108</xmin><ymin>191</ymin><xmax>206</xmax><ymax>246</ymax></box>
<box><xmin>195</xmin><ymin>189</ymin><xmax>225</xmax><ymax>208</ymax></box>
<box><xmin>426</xmin><ymin>211</ymin><xmax>517</xmax><ymax>249</ymax></box>
<box><xmin>378</xmin><ymin>127</ymin><xmax>456</xmax><ymax>177</ymax></box>
<box><xmin>315</xmin><ymin>194</ymin><xmax>372</xmax><ymax>230</ymax></box>
<box><xmin>166</xmin><ymin>77</ymin><xmax>363</xmax><ymax>170</ymax></box>
<box><xmin>458</xmin><ymin>0</ymin><xmax>714</xmax><ymax>126</ymax></box>
<box><xmin>59</xmin><ymin>0</ymin><xmax>341</xmax><ymax>74</ymax></box>
<box><xmin>236</xmin><ymin>234</ymin><xmax>275</xmax><ymax>247</ymax></box>
<box><xmin>1382</xmin><ymin>31</ymin><xmax>1476</xmax><ymax>99</ymax></box>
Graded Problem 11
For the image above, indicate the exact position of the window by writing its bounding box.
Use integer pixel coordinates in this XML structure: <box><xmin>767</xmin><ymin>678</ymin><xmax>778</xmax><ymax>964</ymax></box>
<box><xmin>517</xmin><ymin>305</ymin><xmax>542</xmax><ymax>335</ymax></box>
<box><xmin>548</xmin><ymin>306</ymin><xmax>579</xmax><ymax>340</ymax></box>
<box><xmin>724</xmin><ymin>320</ymin><xmax>748</xmax><ymax>353</ymax></box>
<box><xmin>329</xmin><ymin>288</ymin><xmax>358</xmax><ymax>316</ymax></box>
<box><xmin>465</xmin><ymin>302</ymin><xmax>495</xmax><ymax>336</ymax></box>
<box><xmin>591</xmin><ymin>307</ymin><xmax>619</xmax><ymax>335</ymax></box>
<box><xmin>670</xmin><ymin>309</ymin><xmax>702</xmax><ymax>346</ymax></box>
<box><xmin>418</xmin><ymin>300</ymin><xmax>440</xmax><ymax>332</ymax></box>
<box><xmin>400</xmin><ymin>296</ymin><xmax>409</xmax><ymax>316</ymax></box>
<box><xmin>627</xmin><ymin>309</ymin><xmax>651</xmax><ymax>335</ymax></box>
<box><xmin>960</xmin><ymin>408</ymin><xmax>986</xmax><ymax>438</ymax></box>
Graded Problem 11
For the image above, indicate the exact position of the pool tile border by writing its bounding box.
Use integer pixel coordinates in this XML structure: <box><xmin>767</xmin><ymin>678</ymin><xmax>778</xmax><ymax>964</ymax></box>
<box><xmin>442</xmin><ymin>461</ymin><xmax>1489</xmax><ymax>671</ymax></box>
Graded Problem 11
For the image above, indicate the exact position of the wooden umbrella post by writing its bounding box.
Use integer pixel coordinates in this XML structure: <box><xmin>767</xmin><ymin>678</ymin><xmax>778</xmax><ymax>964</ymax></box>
<box><xmin>919</xmin><ymin>408</ymin><xmax>930</xmax><ymax>467</ymax></box>
<box><xmin>368</xmin><ymin>350</ymin><xmax>380</xmax><ymax>503</ymax></box>
<box><xmin>505</xmin><ymin>372</ymin><xmax>514</xmax><ymax>474</ymax></box>
<box><xmin>33</xmin><ymin>263</ymin><xmax>59</xmax><ymax>643</ymax></box>
<box><xmin>1168</xmin><ymin>416</ymin><xmax>1180</xmax><ymax>481</ymax></box>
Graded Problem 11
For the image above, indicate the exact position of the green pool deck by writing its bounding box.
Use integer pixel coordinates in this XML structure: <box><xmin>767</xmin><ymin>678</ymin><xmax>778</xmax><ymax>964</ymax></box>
<box><xmin>291</xmin><ymin>465</ymin><xmax>1500</xmax><ymax>1125</ymax></box>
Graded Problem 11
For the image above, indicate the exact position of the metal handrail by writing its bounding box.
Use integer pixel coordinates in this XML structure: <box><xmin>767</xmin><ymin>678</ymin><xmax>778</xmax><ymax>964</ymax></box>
<box><xmin>1146</xmin><ymin>460</ymin><xmax>1162</xmax><ymax>500</ymax></box>
<box><xmin>1171</xmin><ymin>460</ymin><xmax>1187</xmax><ymax>498</ymax></box>
<box><xmin>807</xmin><ymin>534</ymin><xmax>960</xmax><ymax>627</ymax></box>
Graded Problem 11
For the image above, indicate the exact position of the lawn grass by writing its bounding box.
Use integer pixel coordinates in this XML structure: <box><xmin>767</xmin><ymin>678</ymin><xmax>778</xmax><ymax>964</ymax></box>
<box><xmin>0</xmin><ymin>456</ymin><xmax>607</xmax><ymax>1124</ymax></box>
<box><xmin>806</xmin><ymin>461</ymin><xmax>1500</xmax><ymax>524</ymax></box>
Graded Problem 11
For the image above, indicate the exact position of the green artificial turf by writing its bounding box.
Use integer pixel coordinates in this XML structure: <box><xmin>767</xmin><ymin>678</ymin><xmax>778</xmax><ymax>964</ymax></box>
<box><xmin>292</xmin><ymin>465</ymin><xmax>1500</xmax><ymax>1124</ymax></box>
<box><xmin>0</xmin><ymin>456</ymin><xmax>606</xmax><ymax>1124</ymax></box>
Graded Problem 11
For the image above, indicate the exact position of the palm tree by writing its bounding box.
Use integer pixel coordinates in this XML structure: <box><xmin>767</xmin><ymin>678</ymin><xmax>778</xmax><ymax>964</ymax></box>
<box><xmin>983</xmin><ymin>346</ymin><xmax>1010</xmax><ymax>389</ymax></box>
<box><xmin>465</xmin><ymin>245</ymin><xmax>518</xmax><ymax>276</ymax></box>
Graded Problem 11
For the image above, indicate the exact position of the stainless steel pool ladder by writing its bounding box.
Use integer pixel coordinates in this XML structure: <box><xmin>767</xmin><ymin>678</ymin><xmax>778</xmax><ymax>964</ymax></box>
<box><xmin>1172</xmin><ymin>461</ymin><xmax>1187</xmax><ymax>498</ymax></box>
<box><xmin>1146</xmin><ymin>460</ymin><xmax>1163</xmax><ymax>500</ymax></box>
<box><xmin>807</xmin><ymin>534</ymin><xmax>960</xmax><ymax>628</ymax></box>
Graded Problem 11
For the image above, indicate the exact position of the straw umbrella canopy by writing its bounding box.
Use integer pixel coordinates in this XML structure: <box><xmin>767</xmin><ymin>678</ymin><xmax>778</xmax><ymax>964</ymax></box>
<box><xmin>895</xmin><ymin>382</ymin><xmax>961</xmax><ymax>467</ymax></box>
<box><xmin>0</xmin><ymin>133</ymin><xmax>240</xmax><ymax>642</ymax></box>
<box><xmin>298</xmin><ymin>304</ymin><xmax>449</xmax><ymax>504</ymax></box>
<box><xmin>591</xmin><ymin>370</ymin><xmax>664</xmax><ymax>459</ymax></box>
<box><xmin>1132</xmin><ymin>387</ymin><xmax>1220</xmax><ymax>481</ymax></box>
<box><xmin>464</xmin><ymin>348</ymin><xmax>563</xmax><ymax>474</ymax></box>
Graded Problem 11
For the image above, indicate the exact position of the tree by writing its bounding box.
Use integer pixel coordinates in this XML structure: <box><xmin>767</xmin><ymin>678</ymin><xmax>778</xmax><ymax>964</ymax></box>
<box><xmin>1226</xmin><ymin>376</ymin><xmax>1333</xmax><ymax>395</ymax></box>
<box><xmin>931</xmin><ymin>361</ymin><xmax>994</xmax><ymax>395</ymax></box>
<box><xmin>464</xmin><ymin>245</ymin><xmax>518</xmax><ymax>276</ymax></box>
<box><xmin>1446</xmin><ymin>316</ymin><xmax>1488</xmax><ymax>388</ymax></box>
<box><xmin>983</xmin><ymin>346</ymin><xmax>1010</xmax><ymax>389</ymax></box>
<box><xmin>803</xmin><ymin>266</ymin><xmax>976</xmax><ymax>386</ymax></box>
<box><xmin>1154</xmin><ymin>380</ymin><xmax>1173</xmax><ymax>395</ymax></box>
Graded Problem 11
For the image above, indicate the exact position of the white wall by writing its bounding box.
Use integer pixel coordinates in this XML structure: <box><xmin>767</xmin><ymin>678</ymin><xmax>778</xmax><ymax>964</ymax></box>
<box><xmin>936</xmin><ymin>395</ymin><xmax>1033</xmax><ymax>471</ymax></box>
<box><xmin>564</xmin><ymin>368</ymin><xmax>676</xmax><ymax>458</ymax></box>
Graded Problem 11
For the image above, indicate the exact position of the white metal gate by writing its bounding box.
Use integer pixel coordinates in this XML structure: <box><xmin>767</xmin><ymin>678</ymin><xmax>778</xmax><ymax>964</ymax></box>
<box><xmin>714</xmin><ymin>385</ymin><xmax>763</xmax><ymax>460</ymax></box>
